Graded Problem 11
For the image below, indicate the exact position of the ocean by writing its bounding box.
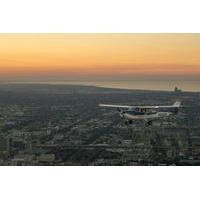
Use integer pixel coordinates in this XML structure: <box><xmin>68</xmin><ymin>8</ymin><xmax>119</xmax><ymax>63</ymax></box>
<box><xmin>67</xmin><ymin>80</ymin><xmax>200</xmax><ymax>92</ymax></box>
<box><xmin>2</xmin><ymin>80</ymin><xmax>200</xmax><ymax>92</ymax></box>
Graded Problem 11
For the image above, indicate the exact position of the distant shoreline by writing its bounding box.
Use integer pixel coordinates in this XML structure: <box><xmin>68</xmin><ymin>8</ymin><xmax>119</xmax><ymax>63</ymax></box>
<box><xmin>0</xmin><ymin>81</ymin><xmax>199</xmax><ymax>93</ymax></box>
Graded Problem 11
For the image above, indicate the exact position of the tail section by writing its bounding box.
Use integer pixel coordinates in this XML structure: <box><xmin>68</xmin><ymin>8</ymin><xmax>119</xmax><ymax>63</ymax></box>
<box><xmin>173</xmin><ymin>101</ymin><xmax>181</xmax><ymax>107</ymax></box>
<box><xmin>170</xmin><ymin>101</ymin><xmax>181</xmax><ymax>115</ymax></box>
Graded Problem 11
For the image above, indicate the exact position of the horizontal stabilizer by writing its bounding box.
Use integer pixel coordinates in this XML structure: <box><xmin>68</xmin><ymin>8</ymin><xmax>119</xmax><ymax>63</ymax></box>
<box><xmin>173</xmin><ymin>101</ymin><xmax>181</xmax><ymax>107</ymax></box>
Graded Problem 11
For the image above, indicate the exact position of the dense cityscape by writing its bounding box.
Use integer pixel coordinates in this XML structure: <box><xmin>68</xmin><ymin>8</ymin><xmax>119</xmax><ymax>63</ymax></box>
<box><xmin>0</xmin><ymin>84</ymin><xmax>199</xmax><ymax>166</ymax></box>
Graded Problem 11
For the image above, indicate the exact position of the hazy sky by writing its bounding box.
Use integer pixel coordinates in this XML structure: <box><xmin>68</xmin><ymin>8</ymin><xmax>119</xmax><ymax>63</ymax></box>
<box><xmin>0</xmin><ymin>33</ymin><xmax>200</xmax><ymax>81</ymax></box>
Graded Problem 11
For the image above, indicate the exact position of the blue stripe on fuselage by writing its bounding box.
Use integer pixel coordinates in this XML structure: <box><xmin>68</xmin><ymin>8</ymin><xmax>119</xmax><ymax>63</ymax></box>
<box><xmin>125</xmin><ymin>107</ymin><xmax>179</xmax><ymax>116</ymax></box>
<box><xmin>159</xmin><ymin>107</ymin><xmax>179</xmax><ymax>114</ymax></box>
<box><xmin>126</xmin><ymin>110</ymin><xmax>145</xmax><ymax>115</ymax></box>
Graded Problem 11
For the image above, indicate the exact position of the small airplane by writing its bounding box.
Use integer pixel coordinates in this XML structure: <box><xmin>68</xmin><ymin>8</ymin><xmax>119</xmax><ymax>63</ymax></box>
<box><xmin>99</xmin><ymin>101</ymin><xmax>182</xmax><ymax>126</ymax></box>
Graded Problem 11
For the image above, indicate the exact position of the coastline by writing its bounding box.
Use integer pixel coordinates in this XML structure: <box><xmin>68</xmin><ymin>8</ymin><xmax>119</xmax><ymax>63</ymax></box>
<box><xmin>0</xmin><ymin>80</ymin><xmax>199</xmax><ymax>93</ymax></box>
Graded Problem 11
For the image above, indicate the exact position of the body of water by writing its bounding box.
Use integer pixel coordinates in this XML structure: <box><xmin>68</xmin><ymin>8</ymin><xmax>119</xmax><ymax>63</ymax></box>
<box><xmin>1</xmin><ymin>80</ymin><xmax>200</xmax><ymax>92</ymax></box>
<box><xmin>71</xmin><ymin>80</ymin><xmax>200</xmax><ymax>92</ymax></box>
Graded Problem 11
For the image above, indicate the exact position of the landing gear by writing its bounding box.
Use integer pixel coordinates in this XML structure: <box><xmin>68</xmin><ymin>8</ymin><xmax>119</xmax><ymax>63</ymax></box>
<box><xmin>125</xmin><ymin>120</ymin><xmax>133</xmax><ymax>125</ymax></box>
<box><xmin>129</xmin><ymin>120</ymin><xmax>133</xmax><ymax>124</ymax></box>
<box><xmin>146</xmin><ymin>120</ymin><xmax>153</xmax><ymax>126</ymax></box>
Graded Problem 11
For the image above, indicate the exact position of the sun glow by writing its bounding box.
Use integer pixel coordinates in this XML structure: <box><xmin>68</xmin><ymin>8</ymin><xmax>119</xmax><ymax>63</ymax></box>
<box><xmin>0</xmin><ymin>33</ymin><xmax>200</xmax><ymax>80</ymax></box>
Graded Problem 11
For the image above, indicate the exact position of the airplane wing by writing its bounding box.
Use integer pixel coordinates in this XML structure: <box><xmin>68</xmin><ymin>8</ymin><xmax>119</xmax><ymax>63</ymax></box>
<box><xmin>99</xmin><ymin>101</ymin><xmax>181</xmax><ymax>109</ymax></box>
<box><xmin>99</xmin><ymin>104</ymin><xmax>132</xmax><ymax>109</ymax></box>
<box><xmin>99</xmin><ymin>104</ymin><xmax>161</xmax><ymax>109</ymax></box>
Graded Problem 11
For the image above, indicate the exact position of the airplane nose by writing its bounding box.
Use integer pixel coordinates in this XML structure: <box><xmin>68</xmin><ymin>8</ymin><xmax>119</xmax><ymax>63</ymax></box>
<box><xmin>120</xmin><ymin>113</ymin><xmax>124</xmax><ymax>118</ymax></box>
<box><xmin>119</xmin><ymin>111</ymin><xmax>126</xmax><ymax>118</ymax></box>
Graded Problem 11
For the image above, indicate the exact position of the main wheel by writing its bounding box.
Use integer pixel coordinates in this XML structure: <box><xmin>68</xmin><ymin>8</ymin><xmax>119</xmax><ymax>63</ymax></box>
<box><xmin>147</xmin><ymin>121</ymin><xmax>153</xmax><ymax>126</ymax></box>
<box><xmin>129</xmin><ymin>120</ymin><xmax>133</xmax><ymax>124</ymax></box>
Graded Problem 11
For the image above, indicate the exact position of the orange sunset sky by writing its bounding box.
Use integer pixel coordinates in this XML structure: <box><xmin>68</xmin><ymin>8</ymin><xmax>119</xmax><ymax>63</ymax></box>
<box><xmin>0</xmin><ymin>33</ymin><xmax>200</xmax><ymax>81</ymax></box>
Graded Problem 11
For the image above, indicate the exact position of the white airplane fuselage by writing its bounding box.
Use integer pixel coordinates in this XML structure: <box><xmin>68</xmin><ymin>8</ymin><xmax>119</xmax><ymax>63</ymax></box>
<box><xmin>122</xmin><ymin>111</ymin><xmax>171</xmax><ymax>121</ymax></box>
